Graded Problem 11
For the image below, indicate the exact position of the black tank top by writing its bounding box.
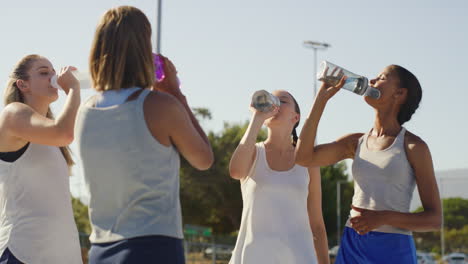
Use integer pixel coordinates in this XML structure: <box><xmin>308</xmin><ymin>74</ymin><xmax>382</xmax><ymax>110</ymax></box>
<box><xmin>0</xmin><ymin>143</ymin><xmax>30</xmax><ymax>162</ymax></box>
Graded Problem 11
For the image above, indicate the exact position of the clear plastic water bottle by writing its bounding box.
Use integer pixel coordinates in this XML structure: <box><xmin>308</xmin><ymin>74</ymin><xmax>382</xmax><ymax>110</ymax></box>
<box><xmin>51</xmin><ymin>71</ymin><xmax>91</xmax><ymax>90</ymax></box>
<box><xmin>251</xmin><ymin>90</ymin><xmax>280</xmax><ymax>112</ymax></box>
<box><xmin>317</xmin><ymin>61</ymin><xmax>380</xmax><ymax>99</ymax></box>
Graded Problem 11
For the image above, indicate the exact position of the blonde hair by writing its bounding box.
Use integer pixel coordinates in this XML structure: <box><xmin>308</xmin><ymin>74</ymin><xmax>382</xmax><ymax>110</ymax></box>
<box><xmin>4</xmin><ymin>54</ymin><xmax>75</xmax><ymax>171</ymax></box>
<box><xmin>89</xmin><ymin>6</ymin><xmax>155</xmax><ymax>91</ymax></box>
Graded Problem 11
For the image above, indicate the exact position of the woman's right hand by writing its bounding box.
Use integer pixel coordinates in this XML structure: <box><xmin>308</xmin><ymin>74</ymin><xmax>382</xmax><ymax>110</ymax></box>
<box><xmin>250</xmin><ymin>104</ymin><xmax>279</xmax><ymax>123</ymax></box>
<box><xmin>317</xmin><ymin>75</ymin><xmax>346</xmax><ymax>102</ymax></box>
<box><xmin>57</xmin><ymin>66</ymin><xmax>79</xmax><ymax>94</ymax></box>
<box><xmin>229</xmin><ymin>103</ymin><xmax>277</xmax><ymax>180</ymax></box>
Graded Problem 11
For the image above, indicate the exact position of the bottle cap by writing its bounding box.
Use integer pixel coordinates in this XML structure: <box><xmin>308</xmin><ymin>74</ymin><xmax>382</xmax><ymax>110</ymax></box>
<box><xmin>365</xmin><ymin>87</ymin><xmax>381</xmax><ymax>99</ymax></box>
<box><xmin>50</xmin><ymin>75</ymin><xmax>63</xmax><ymax>90</ymax></box>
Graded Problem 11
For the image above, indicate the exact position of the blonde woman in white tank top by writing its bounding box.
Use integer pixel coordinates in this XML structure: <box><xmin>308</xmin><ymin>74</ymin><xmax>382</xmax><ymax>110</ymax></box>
<box><xmin>0</xmin><ymin>55</ymin><xmax>82</xmax><ymax>263</ymax></box>
<box><xmin>296</xmin><ymin>65</ymin><xmax>441</xmax><ymax>264</ymax></box>
<box><xmin>229</xmin><ymin>90</ymin><xmax>329</xmax><ymax>264</ymax></box>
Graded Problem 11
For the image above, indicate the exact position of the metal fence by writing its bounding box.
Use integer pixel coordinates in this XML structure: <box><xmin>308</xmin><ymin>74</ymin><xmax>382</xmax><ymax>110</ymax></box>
<box><xmin>184</xmin><ymin>241</ymin><xmax>233</xmax><ymax>264</ymax></box>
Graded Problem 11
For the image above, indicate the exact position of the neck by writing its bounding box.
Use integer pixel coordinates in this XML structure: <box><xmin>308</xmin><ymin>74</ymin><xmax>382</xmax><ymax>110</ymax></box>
<box><xmin>264</xmin><ymin>127</ymin><xmax>294</xmax><ymax>152</ymax></box>
<box><xmin>24</xmin><ymin>96</ymin><xmax>49</xmax><ymax>116</ymax></box>
<box><xmin>372</xmin><ymin>107</ymin><xmax>401</xmax><ymax>137</ymax></box>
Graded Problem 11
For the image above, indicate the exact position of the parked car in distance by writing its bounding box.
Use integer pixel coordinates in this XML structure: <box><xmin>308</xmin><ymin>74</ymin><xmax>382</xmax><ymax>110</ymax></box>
<box><xmin>203</xmin><ymin>245</ymin><xmax>234</xmax><ymax>260</ymax></box>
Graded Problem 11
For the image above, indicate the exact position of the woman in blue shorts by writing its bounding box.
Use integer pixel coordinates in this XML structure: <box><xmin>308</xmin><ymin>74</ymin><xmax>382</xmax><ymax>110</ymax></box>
<box><xmin>296</xmin><ymin>64</ymin><xmax>441</xmax><ymax>264</ymax></box>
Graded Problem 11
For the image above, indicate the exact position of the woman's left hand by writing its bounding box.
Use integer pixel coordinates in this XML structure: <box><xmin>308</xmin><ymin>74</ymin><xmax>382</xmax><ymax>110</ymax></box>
<box><xmin>349</xmin><ymin>205</ymin><xmax>387</xmax><ymax>235</ymax></box>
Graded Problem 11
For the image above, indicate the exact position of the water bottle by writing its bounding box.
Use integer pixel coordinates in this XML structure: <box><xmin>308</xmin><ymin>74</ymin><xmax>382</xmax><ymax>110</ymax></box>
<box><xmin>153</xmin><ymin>53</ymin><xmax>165</xmax><ymax>82</ymax></box>
<box><xmin>251</xmin><ymin>90</ymin><xmax>280</xmax><ymax>112</ymax></box>
<box><xmin>51</xmin><ymin>71</ymin><xmax>91</xmax><ymax>90</ymax></box>
<box><xmin>317</xmin><ymin>61</ymin><xmax>380</xmax><ymax>99</ymax></box>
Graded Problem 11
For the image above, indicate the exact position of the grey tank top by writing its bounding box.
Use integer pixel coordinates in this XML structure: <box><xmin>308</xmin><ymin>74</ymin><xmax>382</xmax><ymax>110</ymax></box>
<box><xmin>75</xmin><ymin>89</ymin><xmax>182</xmax><ymax>243</ymax></box>
<box><xmin>346</xmin><ymin>127</ymin><xmax>415</xmax><ymax>235</ymax></box>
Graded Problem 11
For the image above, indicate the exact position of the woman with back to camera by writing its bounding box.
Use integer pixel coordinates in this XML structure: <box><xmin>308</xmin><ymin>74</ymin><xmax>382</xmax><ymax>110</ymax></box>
<box><xmin>296</xmin><ymin>64</ymin><xmax>441</xmax><ymax>264</ymax></box>
<box><xmin>75</xmin><ymin>6</ymin><xmax>213</xmax><ymax>264</ymax></box>
<box><xmin>229</xmin><ymin>90</ymin><xmax>329</xmax><ymax>264</ymax></box>
<box><xmin>0</xmin><ymin>54</ymin><xmax>82</xmax><ymax>263</ymax></box>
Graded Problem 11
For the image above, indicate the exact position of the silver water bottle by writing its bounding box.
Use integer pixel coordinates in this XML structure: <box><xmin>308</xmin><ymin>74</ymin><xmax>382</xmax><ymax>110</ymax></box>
<box><xmin>251</xmin><ymin>90</ymin><xmax>280</xmax><ymax>112</ymax></box>
<box><xmin>317</xmin><ymin>61</ymin><xmax>380</xmax><ymax>99</ymax></box>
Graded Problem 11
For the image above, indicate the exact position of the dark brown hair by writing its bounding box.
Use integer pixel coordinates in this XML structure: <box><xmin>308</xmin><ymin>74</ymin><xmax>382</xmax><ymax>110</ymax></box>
<box><xmin>389</xmin><ymin>65</ymin><xmax>422</xmax><ymax>125</ymax></box>
<box><xmin>89</xmin><ymin>6</ymin><xmax>155</xmax><ymax>91</ymax></box>
<box><xmin>287</xmin><ymin>92</ymin><xmax>301</xmax><ymax>147</ymax></box>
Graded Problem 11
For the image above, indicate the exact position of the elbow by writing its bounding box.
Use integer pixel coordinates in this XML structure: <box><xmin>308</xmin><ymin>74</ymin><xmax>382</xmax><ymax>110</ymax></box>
<box><xmin>229</xmin><ymin>167</ymin><xmax>240</xmax><ymax>180</ymax></box>
<box><xmin>195</xmin><ymin>159</ymin><xmax>213</xmax><ymax>171</ymax></box>
<box><xmin>58</xmin><ymin>131</ymin><xmax>74</xmax><ymax>146</ymax></box>
<box><xmin>55</xmin><ymin>122</ymin><xmax>75</xmax><ymax>146</ymax></box>
<box><xmin>295</xmin><ymin>153</ymin><xmax>311</xmax><ymax>167</ymax></box>
<box><xmin>295</xmin><ymin>147</ymin><xmax>313</xmax><ymax>167</ymax></box>
<box><xmin>431</xmin><ymin>215</ymin><xmax>442</xmax><ymax>230</ymax></box>
<box><xmin>423</xmin><ymin>211</ymin><xmax>442</xmax><ymax>231</ymax></box>
<box><xmin>228</xmin><ymin>164</ymin><xmax>244</xmax><ymax>180</ymax></box>
<box><xmin>194</xmin><ymin>150</ymin><xmax>214</xmax><ymax>171</ymax></box>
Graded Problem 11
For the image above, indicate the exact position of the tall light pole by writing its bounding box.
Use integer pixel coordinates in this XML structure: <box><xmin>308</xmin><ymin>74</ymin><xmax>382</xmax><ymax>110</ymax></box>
<box><xmin>437</xmin><ymin>176</ymin><xmax>461</xmax><ymax>259</ymax></box>
<box><xmin>155</xmin><ymin>0</ymin><xmax>163</xmax><ymax>53</ymax></box>
<box><xmin>303</xmin><ymin>40</ymin><xmax>331</xmax><ymax>96</ymax></box>
<box><xmin>440</xmin><ymin>178</ymin><xmax>445</xmax><ymax>259</ymax></box>
<box><xmin>336</xmin><ymin>180</ymin><xmax>347</xmax><ymax>246</ymax></box>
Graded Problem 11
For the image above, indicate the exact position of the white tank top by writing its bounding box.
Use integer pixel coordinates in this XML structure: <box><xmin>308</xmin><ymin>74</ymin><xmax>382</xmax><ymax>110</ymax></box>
<box><xmin>230</xmin><ymin>142</ymin><xmax>317</xmax><ymax>264</ymax></box>
<box><xmin>75</xmin><ymin>89</ymin><xmax>183</xmax><ymax>243</ymax></box>
<box><xmin>347</xmin><ymin>127</ymin><xmax>416</xmax><ymax>235</ymax></box>
<box><xmin>0</xmin><ymin>143</ymin><xmax>82</xmax><ymax>263</ymax></box>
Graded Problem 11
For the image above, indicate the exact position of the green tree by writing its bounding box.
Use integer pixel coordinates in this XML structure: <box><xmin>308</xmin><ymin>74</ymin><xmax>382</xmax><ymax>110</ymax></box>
<box><xmin>180</xmin><ymin>121</ymin><xmax>266</xmax><ymax>234</ymax></box>
<box><xmin>192</xmin><ymin>107</ymin><xmax>212</xmax><ymax>120</ymax></box>
<box><xmin>320</xmin><ymin>163</ymin><xmax>353</xmax><ymax>247</ymax></box>
<box><xmin>445</xmin><ymin>225</ymin><xmax>468</xmax><ymax>252</ymax></box>
<box><xmin>413</xmin><ymin>197</ymin><xmax>468</xmax><ymax>253</ymax></box>
<box><xmin>442</xmin><ymin>197</ymin><xmax>468</xmax><ymax>230</ymax></box>
<box><xmin>71</xmin><ymin>197</ymin><xmax>91</xmax><ymax>235</ymax></box>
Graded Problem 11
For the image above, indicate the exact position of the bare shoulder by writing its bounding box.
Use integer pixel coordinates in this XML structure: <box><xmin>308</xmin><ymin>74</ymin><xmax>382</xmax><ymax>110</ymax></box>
<box><xmin>144</xmin><ymin>90</ymin><xmax>185</xmax><ymax>115</ymax></box>
<box><xmin>143</xmin><ymin>91</ymin><xmax>189</xmax><ymax>141</ymax></box>
<box><xmin>1</xmin><ymin>102</ymin><xmax>33</xmax><ymax>117</ymax></box>
<box><xmin>0</xmin><ymin>102</ymin><xmax>34</xmax><ymax>128</ymax></box>
<box><xmin>0</xmin><ymin>103</ymin><xmax>32</xmax><ymax>147</ymax></box>
<box><xmin>404</xmin><ymin>130</ymin><xmax>433</xmax><ymax>170</ymax></box>
<box><xmin>337</xmin><ymin>132</ymin><xmax>365</xmax><ymax>142</ymax></box>
<box><xmin>404</xmin><ymin>130</ymin><xmax>430</xmax><ymax>153</ymax></box>
<box><xmin>337</xmin><ymin>132</ymin><xmax>365</xmax><ymax>155</ymax></box>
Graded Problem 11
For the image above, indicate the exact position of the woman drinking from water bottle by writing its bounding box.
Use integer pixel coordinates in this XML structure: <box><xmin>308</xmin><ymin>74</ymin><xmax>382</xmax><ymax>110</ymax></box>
<box><xmin>296</xmin><ymin>65</ymin><xmax>441</xmax><ymax>264</ymax></box>
<box><xmin>229</xmin><ymin>90</ymin><xmax>329</xmax><ymax>264</ymax></box>
<box><xmin>0</xmin><ymin>54</ymin><xmax>82</xmax><ymax>264</ymax></box>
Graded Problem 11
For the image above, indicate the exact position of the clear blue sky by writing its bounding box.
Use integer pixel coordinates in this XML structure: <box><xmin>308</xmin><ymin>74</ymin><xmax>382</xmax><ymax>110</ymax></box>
<box><xmin>1</xmin><ymin>0</ymin><xmax>467</xmax><ymax>201</ymax></box>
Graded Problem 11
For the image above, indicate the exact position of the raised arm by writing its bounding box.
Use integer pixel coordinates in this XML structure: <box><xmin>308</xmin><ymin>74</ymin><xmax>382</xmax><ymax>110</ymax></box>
<box><xmin>229</xmin><ymin>107</ymin><xmax>278</xmax><ymax>180</ymax></box>
<box><xmin>151</xmin><ymin>56</ymin><xmax>213</xmax><ymax>170</ymax></box>
<box><xmin>0</xmin><ymin>67</ymin><xmax>80</xmax><ymax>148</ymax></box>
<box><xmin>296</xmin><ymin>77</ymin><xmax>361</xmax><ymax>167</ymax></box>
<box><xmin>157</xmin><ymin>93</ymin><xmax>214</xmax><ymax>171</ymax></box>
<box><xmin>306</xmin><ymin>167</ymin><xmax>329</xmax><ymax>264</ymax></box>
